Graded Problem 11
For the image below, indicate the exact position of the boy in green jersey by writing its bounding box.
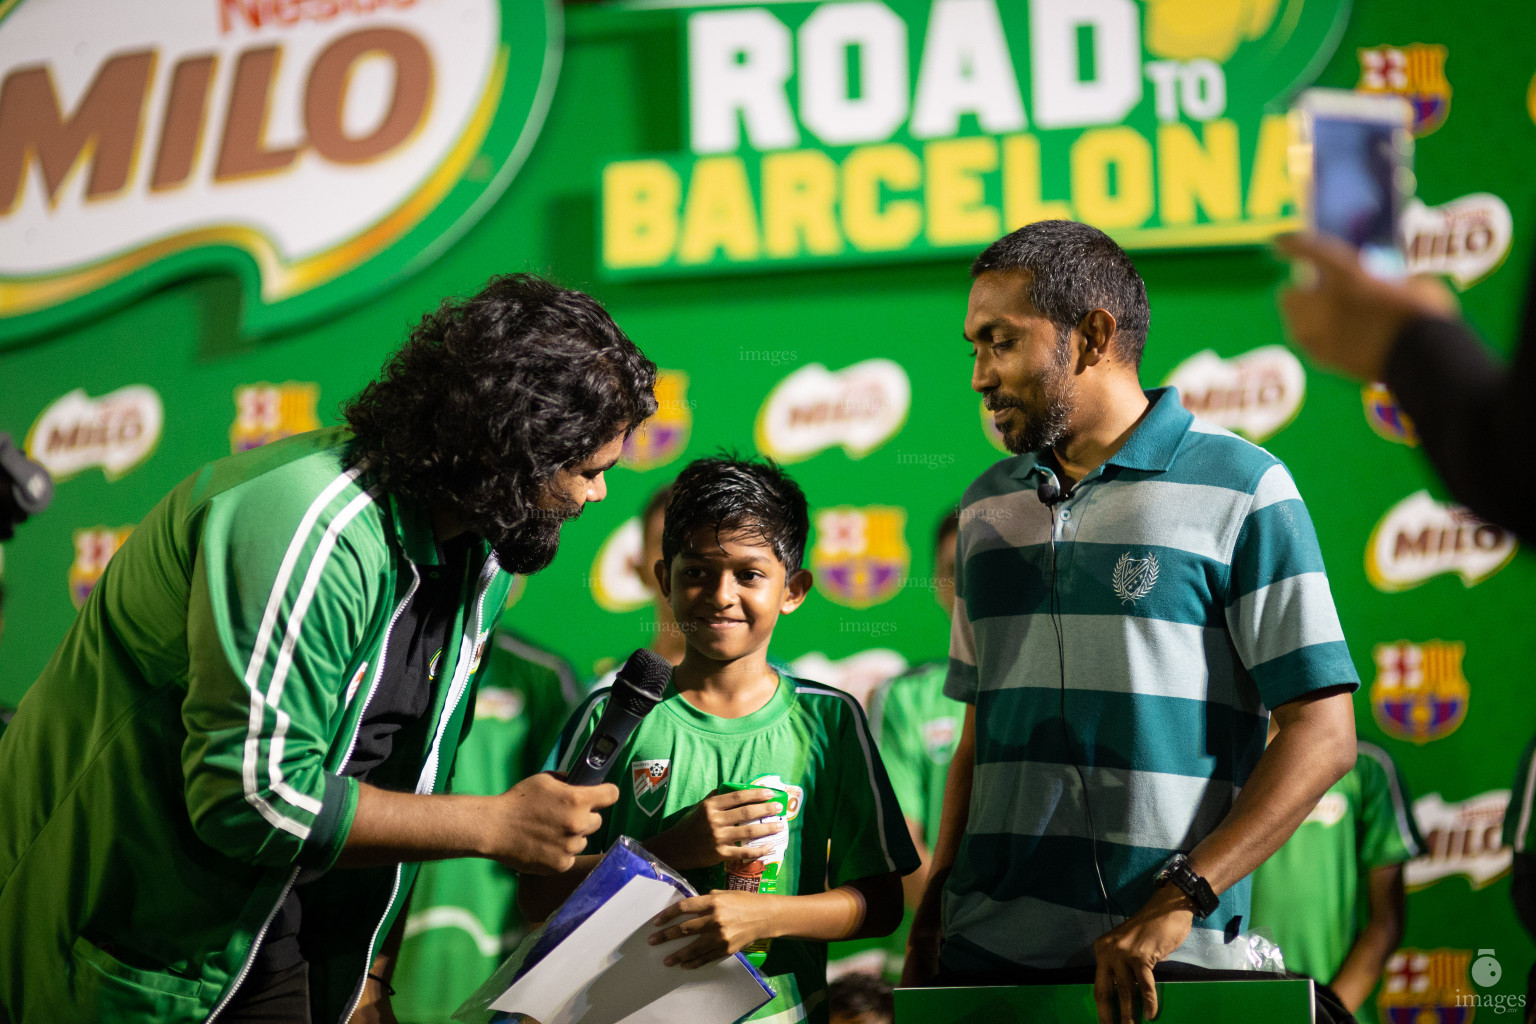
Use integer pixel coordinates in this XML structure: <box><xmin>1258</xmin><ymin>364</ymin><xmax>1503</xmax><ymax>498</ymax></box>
<box><xmin>392</xmin><ymin>631</ymin><xmax>584</xmax><ymax>1024</ymax></box>
<box><xmin>1249</xmin><ymin>734</ymin><xmax>1424</xmax><ymax>1023</ymax></box>
<box><xmin>829</xmin><ymin>510</ymin><xmax>963</xmax><ymax>983</ymax></box>
<box><xmin>524</xmin><ymin>456</ymin><xmax>919</xmax><ymax>1024</ymax></box>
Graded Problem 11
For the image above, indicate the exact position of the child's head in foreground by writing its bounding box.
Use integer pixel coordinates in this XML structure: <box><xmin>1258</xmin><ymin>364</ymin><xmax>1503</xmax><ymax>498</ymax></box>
<box><xmin>828</xmin><ymin>971</ymin><xmax>894</xmax><ymax>1024</ymax></box>
<box><xmin>654</xmin><ymin>455</ymin><xmax>812</xmax><ymax>666</ymax></box>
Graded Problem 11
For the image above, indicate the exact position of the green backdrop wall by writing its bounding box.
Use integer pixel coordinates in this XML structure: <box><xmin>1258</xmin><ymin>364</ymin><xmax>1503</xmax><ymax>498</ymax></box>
<box><xmin>2</xmin><ymin>0</ymin><xmax>1532</xmax><ymax>1017</ymax></box>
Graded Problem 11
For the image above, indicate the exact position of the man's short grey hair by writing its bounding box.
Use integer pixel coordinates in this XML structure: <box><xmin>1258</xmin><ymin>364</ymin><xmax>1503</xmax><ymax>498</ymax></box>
<box><xmin>971</xmin><ymin>220</ymin><xmax>1151</xmax><ymax>369</ymax></box>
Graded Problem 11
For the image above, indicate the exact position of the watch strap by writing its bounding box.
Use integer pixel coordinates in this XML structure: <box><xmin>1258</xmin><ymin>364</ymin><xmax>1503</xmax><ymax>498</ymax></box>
<box><xmin>1156</xmin><ymin>853</ymin><xmax>1219</xmax><ymax>919</ymax></box>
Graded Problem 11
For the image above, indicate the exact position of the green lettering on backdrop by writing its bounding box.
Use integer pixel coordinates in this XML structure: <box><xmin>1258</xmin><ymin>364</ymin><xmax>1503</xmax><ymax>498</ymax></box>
<box><xmin>600</xmin><ymin>0</ymin><xmax>1351</xmax><ymax>277</ymax></box>
<box><xmin>0</xmin><ymin>0</ymin><xmax>561</xmax><ymax>345</ymax></box>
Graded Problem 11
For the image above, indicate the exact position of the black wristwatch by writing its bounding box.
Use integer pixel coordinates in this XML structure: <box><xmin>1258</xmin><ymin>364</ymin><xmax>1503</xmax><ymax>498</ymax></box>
<box><xmin>1153</xmin><ymin>853</ymin><xmax>1219</xmax><ymax>919</ymax></box>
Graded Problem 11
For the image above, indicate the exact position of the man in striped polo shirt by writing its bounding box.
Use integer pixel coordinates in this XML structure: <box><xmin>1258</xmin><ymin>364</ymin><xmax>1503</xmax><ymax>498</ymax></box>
<box><xmin>905</xmin><ymin>221</ymin><xmax>1360</xmax><ymax>1023</ymax></box>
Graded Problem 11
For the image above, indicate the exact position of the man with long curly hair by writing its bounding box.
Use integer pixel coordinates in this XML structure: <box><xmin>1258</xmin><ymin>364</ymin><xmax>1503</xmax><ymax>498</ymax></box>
<box><xmin>0</xmin><ymin>275</ymin><xmax>656</xmax><ymax>1024</ymax></box>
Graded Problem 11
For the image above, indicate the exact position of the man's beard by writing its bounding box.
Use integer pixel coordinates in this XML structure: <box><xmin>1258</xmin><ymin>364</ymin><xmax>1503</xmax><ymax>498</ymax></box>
<box><xmin>986</xmin><ymin>345</ymin><xmax>1074</xmax><ymax>455</ymax></box>
<box><xmin>490</xmin><ymin>501</ymin><xmax>582</xmax><ymax>576</ymax></box>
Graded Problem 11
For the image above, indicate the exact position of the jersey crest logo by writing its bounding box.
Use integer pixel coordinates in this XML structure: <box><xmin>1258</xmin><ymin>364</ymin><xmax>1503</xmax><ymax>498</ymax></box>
<box><xmin>923</xmin><ymin>717</ymin><xmax>958</xmax><ymax>764</ymax></box>
<box><xmin>1358</xmin><ymin>43</ymin><xmax>1453</xmax><ymax>136</ymax></box>
<box><xmin>1112</xmin><ymin>552</ymin><xmax>1159</xmax><ymax>604</ymax></box>
<box><xmin>632</xmin><ymin>759</ymin><xmax>671</xmax><ymax>816</ymax></box>
<box><xmin>1377</xmin><ymin>948</ymin><xmax>1474</xmax><ymax>1024</ymax></box>
<box><xmin>475</xmin><ymin>687</ymin><xmax>525</xmax><ymax>722</ymax></box>
<box><xmin>344</xmin><ymin>663</ymin><xmax>370</xmax><ymax>707</ymax></box>
<box><xmin>231</xmin><ymin>382</ymin><xmax>321</xmax><ymax>453</ymax></box>
<box><xmin>1371</xmin><ymin>640</ymin><xmax>1469</xmax><ymax>744</ymax></box>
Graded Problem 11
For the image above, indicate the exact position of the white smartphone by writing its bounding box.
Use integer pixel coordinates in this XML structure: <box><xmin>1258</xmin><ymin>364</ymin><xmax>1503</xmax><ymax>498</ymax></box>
<box><xmin>1292</xmin><ymin>88</ymin><xmax>1416</xmax><ymax>278</ymax></box>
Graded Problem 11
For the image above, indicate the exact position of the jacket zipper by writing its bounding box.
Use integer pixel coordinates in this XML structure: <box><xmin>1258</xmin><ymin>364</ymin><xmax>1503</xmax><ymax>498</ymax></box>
<box><xmin>203</xmin><ymin>867</ymin><xmax>301</xmax><ymax>1023</ymax></box>
<box><xmin>337</xmin><ymin>553</ymin><xmax>499</xmax><ymax>1024</ymax></box>
<box><xmin>205</xmin><ymin>569</ymin><xmax>419</xmax><ymax>1024</ymax></box>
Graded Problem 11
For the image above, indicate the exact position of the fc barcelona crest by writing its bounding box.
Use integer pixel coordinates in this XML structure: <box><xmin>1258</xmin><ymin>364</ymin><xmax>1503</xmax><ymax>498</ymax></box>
<box><xmin>1358</xmin><ymin>43</ymin><xmax>1453</xmax><ymax>137</ymax></box>
<box><xmin>622</xmin><ymin>370</ymin><xmax>692</xmax><ymax>471</ymax></box>
<box><xmin>631</xmin><ymin>759</ymin><xmax>671</xmax><ymax>816</ymax></box>
<box><xmin>230</xmin><ymin>382</ymin><xmax>321</xmax><ymax>454</ymax></box>
<box><xmin>69</xmin><ymin>525</ymin><xmax>133</xmax><ymax>607</ymax></box>
<box><xmin>1371</xmin><ymin>640</ymin><xmax>1469</xmax><ymax>745</ymax></box>
<box><xmin>1362</xmin><ymin>383</ymin><xmax>1418</xmax><ymax>446</ymax></box>
<box><xmin>1378</xmin><ymin>948</ymin><xmax>1474</xmax><ymax>1024</ymax></box>
<box><xmin>810</xmin><ymin>506</ymin><xmax>909</xmax><ymax>609</ymax></box>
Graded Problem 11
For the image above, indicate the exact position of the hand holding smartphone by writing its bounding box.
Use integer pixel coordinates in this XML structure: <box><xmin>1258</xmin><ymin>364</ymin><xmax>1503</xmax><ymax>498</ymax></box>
<box><xmin>1292</xmin><ymin>88</ymin><xmax>1416</xmax><ymax>279</ymax></box>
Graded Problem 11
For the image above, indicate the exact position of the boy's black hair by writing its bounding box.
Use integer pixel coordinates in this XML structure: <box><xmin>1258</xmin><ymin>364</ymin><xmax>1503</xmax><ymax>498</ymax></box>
<box><xmin>827</xmin><ymin>972</ymin><xmax>894</xmax><ymax>1023</ymax></box>
<box><xmin>661</xmin><ymin>455</ymin><xmax>809</xmax><ymax>575</ymax></box>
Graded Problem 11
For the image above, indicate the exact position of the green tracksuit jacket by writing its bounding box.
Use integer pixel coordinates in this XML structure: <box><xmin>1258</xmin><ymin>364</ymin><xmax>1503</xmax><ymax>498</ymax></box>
<box><xmin>0</xmin><ymin>427</ymin><xmax>513</xmax><ymax>1024</ymax></box>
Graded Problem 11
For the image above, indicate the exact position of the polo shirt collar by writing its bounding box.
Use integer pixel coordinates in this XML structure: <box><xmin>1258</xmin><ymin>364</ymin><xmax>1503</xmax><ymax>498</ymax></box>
<box><xmin>1105</xmin><ymin>387</ymin><xmax>1192</xmax><ymax>472</ymax></box>
<box><xmin>1009</xmin><ymin>386</ymin><xmax>1191</xmax><ymax>484</ymax></box>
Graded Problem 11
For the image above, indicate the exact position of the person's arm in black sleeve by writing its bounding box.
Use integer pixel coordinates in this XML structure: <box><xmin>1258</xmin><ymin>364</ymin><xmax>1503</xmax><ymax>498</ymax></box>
<box><xmin>1278</xmin><ymin>232</ymin><xmax>1536</xmax><ymax>540</ymax></box>
<box><xmin>1384</xmin><ymin>234</ymin><xmax>1536</xmax><ymax>540</ymax></box>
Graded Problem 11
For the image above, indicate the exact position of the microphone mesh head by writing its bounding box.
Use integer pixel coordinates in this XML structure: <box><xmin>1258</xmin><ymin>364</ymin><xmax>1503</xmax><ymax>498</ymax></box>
<box><xmin>615</xmin><ymin>648</ymin><xmax>673</xmax><ymax>711</ymax></box>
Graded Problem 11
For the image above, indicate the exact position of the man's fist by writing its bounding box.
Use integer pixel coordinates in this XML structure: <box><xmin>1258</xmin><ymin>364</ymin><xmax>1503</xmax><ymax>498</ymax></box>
<box><xmin>487</xmin><ymin>772</ymin><xmax>619</xmax><ymax>874</ymax></box>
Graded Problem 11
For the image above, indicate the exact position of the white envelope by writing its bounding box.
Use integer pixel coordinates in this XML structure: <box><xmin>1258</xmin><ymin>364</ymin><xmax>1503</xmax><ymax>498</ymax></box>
<box><xmin>486</xmin><ymin>875</ymin><xmax>773</xmax><ymax>1024</ymax></box>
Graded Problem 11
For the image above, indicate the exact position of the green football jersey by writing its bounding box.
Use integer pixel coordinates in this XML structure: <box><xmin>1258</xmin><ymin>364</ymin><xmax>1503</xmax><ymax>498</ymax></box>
<box><xmin>1249</xmin><ymin>741</ymin><xmax>1424</xmax><ymax>1024</ymax></box>
<box><xmin>828</xmin><ymin>661</ymin><xmax>960</xmax><ymax>983</ymax></box>
<box><xmin>869</xmin><ymin>661</ymin><xmax>960</xmax><ymax>852</ymax></box>
<box><xmin>550</xmin><ymin>675</ymin><xmax>920</xmax><ymax>1024</ymax></box>
<box><xmin>1502</xmin><ymin>733</ymin><xmax>1536</xmax><ymax>856</ymax></box>
<box><xmin>392</xmin><ymin>632</ymin><xmax>583</xmax><ymax>1024</ymax></box>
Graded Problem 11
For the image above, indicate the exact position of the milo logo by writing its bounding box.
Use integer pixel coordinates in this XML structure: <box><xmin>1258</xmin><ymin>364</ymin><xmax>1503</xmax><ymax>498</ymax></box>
<box><xmin>0</xmin><ymin>0</ymin><xmax>560</xmax><ymax>342</ymax></box>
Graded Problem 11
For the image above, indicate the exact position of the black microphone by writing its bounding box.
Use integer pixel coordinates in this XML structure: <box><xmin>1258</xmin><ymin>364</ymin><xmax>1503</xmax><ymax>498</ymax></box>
<box><xmin>1037</xmin><ymin>470</ymin><xmax>1063</xmax><ymax>506</ymax></box>
<box><xmin>564</xmin><ymin>649</ymin><xmax>673</xmax><ymax>786</ymax></box>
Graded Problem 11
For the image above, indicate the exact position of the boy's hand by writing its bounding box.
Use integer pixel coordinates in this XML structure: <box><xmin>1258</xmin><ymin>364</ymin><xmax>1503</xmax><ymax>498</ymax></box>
<box><xmin>651</xmin><ymin>789</ymin><xmax>785</xmax><ymax>871</ymax></box>
<box><xmin>648</xmin><ymin>891</ymin><xmax>781</xmax><ymax>969</ymax></box>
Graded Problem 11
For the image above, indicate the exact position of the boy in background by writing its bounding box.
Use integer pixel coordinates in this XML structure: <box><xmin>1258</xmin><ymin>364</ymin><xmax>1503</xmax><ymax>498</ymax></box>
<box><xmin>829</xmin><ymin>510</ymin><xmax>963</xmax><ymax>983</ymax></box>
<box><xmin>523</xmin><ymin>456</ymin><xmax>918</xmax><ymax>1024</ymax></box>
<box><xmin>391</xmin><ymin>631</ymin><xmax>584</xmax><ymax>1023</ymax></box>
<box><xmin>827</xmin><ymin>972</ymin><xmax>894</xmax><ymax>1024</ymax></box>
<box><xmin>592</xmin><ymin>482</ymin><xmax>687</xmax><ymax>687</ymax></box>
<box><xmin>1249</xmin><ymin>736</ymin><xmax>1424</xmax><ymax>1023</ymax></box>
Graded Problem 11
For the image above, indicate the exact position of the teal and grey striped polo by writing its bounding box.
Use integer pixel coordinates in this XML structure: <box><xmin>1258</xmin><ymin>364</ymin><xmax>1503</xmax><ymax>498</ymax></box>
<box><xmin>941</xmin><ymin>387</ymin><xmax>1359</xmax><ymax>972</ymax></box>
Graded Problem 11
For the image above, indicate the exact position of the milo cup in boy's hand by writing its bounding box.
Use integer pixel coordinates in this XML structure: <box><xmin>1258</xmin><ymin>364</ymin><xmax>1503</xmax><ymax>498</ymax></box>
<box><xmin>716</xmin><ymin>781</ymin><xmax>791</xmax><ymax>966</ymax></box>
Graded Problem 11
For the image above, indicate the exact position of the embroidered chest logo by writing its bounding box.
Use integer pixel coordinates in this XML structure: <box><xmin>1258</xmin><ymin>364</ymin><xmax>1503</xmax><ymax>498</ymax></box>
<box><xmin>1112</xmin><ymin>552</ymin><xmax>1160</xmax><ymax>604</ymax></box>
<box><xmin>631</xmin><ymin>759</ymin><xmax>671</xmax><ymax>816</ymax></box>
<box><xmin>923</xmin><ymin>718</ymin><xmax>958</xmax><ymax>763</ymax></box>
